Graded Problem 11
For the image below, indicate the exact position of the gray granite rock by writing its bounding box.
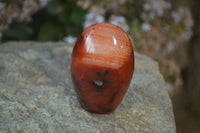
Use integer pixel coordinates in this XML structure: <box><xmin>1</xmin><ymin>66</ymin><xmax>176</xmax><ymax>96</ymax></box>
<box><xmin>0</xmin><ymin>42</ymin><xmax>176</xmax><ymax>133</ymax></box>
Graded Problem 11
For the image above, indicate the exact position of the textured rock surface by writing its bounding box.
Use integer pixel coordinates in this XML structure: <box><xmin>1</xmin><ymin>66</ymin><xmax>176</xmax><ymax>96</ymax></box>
<box><xmin>0</xmin><ymin>42</ymin><xmax>176</xmax><ymax>133</ymax></box>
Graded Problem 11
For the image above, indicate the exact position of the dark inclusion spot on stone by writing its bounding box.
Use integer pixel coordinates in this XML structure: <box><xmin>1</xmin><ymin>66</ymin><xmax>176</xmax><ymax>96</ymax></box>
<box><xmin>92</xmin><ymin>80</ymin><xmax>109</xmax><ymax>96</ymax></box>
<box><xmin>96</xmin><ymin>72</ymin><xmax>101</xmax><ymax>77</ymax></box>
<box><xmin>93</xmin><ymin>70</ymin><xmax>109</xmax><ymax>95</ymax></box>
<box><xmin>93</xmin><ymin>80</ymin><xmax>103</xmax><ymax>94</ymax></box>
<box><xmin>104</xmin><ymin>70</ymin><xmax>109</xmax><ymax>77</ymax></box>
<box><xmin>109</xmin><ymin>92</ymin><xmax>118</xmax><ymax>103</ymax></box>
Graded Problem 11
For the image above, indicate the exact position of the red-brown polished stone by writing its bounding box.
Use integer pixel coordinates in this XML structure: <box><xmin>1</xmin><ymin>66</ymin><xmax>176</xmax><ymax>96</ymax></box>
<box><xmin>71</xmin><ymin>23</ymin><xmax>134</xmax><ymax>114</ymax></box>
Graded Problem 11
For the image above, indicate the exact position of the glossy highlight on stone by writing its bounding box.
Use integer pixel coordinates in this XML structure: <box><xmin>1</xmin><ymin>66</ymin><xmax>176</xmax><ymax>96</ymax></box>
<box><xmin>71</xmin><ymin>23</ymin><xmax>134</xmax><ymax>114</ymax></box>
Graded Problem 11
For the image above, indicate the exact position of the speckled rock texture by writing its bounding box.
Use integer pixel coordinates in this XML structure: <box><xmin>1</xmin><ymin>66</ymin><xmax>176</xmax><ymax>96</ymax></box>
<box><xmin>0</xmin><ymin>42</ymin><xmax>176</xmax><ymax>133</ymax></box>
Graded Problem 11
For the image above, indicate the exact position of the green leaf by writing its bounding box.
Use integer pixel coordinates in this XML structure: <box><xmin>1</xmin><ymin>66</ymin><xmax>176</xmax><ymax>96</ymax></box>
<box><xmin>37</xmin><ymin>22</ymin><xmax>62</xmax><ymax>41</ymax></box>
<box><xmin>2</xmin><ymin>23</ymin><xmax>33</xmax><ymax>41</ymax></box>
<box><xmin>47</xmin><ymin>0</ymin><xmax>63</xmax><ymax>14</ymax></box>
<box><xmin>65</xmin><ymin>24</ymin><xmax>83</xmax><ymax>36</ymax></box>
<box><xmin>70</xmin><ymin>8</ymin><xmax>86</xmax><ymax>24</ymax></box>
<box><xmin>58</xmin><ymin>7</ymin><xmax>71</xmax><ymax>23</ymax></box>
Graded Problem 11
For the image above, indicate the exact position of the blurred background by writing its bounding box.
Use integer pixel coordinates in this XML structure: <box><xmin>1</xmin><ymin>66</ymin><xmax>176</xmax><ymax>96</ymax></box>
<box><xmin>0</xmin><ymin>0</ymin><xmax>199</xmax><ymax>132</ymax></box>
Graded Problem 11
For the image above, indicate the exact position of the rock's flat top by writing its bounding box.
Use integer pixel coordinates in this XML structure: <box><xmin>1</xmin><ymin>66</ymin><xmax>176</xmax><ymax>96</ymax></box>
<box><xmin>0</xmin><ymin>42</ymin><xmax>176</xmax><ymax>133</ymax></box>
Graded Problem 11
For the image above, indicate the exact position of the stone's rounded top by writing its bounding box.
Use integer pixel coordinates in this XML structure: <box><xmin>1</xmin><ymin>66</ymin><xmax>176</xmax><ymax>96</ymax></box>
<box><xmin>71</xmin><ymin>23</ymin><xmax>135</xmax><ymax>114</ymax></box>
<box><xmin>73</xmin><ymin>23</ymin><xmax>133</xmax><ymax>69</ymax></box>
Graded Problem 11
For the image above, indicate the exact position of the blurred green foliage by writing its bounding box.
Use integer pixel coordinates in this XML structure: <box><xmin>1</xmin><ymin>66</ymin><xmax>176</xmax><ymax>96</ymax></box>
<box><xmin>124</xmin><ymin>0</ymin><xmax>144</xmax><ymax>25</ymax></box>
<box><xmin>1</xmin><ymin>0</ymin><xmax>145</xmax><ymax>42</ymax></box>
<box><xmin>3</xmin><ymin>23</ymin><xmax>33</xmax><ymax>41</ymax></box>
<box><xmin>2</xmin><ymin>0</ymin><xmax>87</xmax><ymax>42</ymax></box>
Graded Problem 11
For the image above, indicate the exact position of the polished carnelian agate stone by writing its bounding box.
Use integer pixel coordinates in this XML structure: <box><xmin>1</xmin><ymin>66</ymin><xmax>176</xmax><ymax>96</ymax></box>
<box><xmin>71</xmin><ymin>23</ymin><xmax>134</xmax><ymax>114</ymax></box>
